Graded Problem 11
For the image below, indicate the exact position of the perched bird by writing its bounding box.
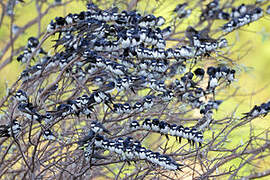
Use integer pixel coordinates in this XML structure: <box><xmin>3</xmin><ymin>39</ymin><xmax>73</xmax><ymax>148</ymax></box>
<box><xmin>47</xmin><ymin>104</ymin><xmax>72</xmax><ymax>118</ymax></box>
<box><xmin>142</xmin><ymin>118</ymin><xmax>152</xmax><ymax>130</ymax></box>
<box><xmin>15</xmin><ymin>89</ymin><xmax>28</xmax><ymax>102</ymax></box>
<box><xmin>43</xmin><ymin>129</ymin><xmax>56</xmax><ymax>140</ymax></box>
<box><xmin>0</xmin><ymin>120</ymin><xmax>21</xmax><ymax>138</ymax></box>
<box><xmin>143</xmin><ymin>95</ymin><xmax>154</xmax><ymax>109</ymax></box>
<box><xmin>130</xmin><ymin>120</ymin><xmax>140</xmax><ymax>130</ymax></box>
<box><xmin>194</xmin><ymin>68</ymin><xmax>205</xmax><ymax>80</ymax></box>
<box><xmin>54</xmin><ymin>0</ymin><xmax>62</xmax><ymax>5</ymax></box>
<box><xmin>267</xmin><ymin>5</ymin><xmax>270</xmax><ymax>15</ymax></box>
<box><xmin>12</xmin><ymin>24</ymin><xmax>22</xmax><ymax>35</ymax></box>
<box><xmin>90</xmin><ymin>121</ymin><xmax>110</xmax><ymax>134</ymax></box>
<box><xmin>18</xmin><ymin>103</ymin><xmax>43</xmax><ymax>123</ymax></box>
<box><xmin>173</xmin><ymin>3</ymin><xmax>188</xmax><ymax>15</ymax></box>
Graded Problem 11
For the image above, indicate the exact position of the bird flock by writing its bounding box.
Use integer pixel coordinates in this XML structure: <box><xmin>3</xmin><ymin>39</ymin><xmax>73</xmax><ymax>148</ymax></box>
<box><xmin>1</xmin><ymin>0</ymin><xmax>270</xmax><ymax>173</ymax></box>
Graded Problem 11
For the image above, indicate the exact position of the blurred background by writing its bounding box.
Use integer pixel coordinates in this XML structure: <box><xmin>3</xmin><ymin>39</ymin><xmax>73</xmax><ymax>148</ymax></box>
<box><xmin>0</xmin><ymin>0</ymin><xmax>270</xmax><ymax>178</ymax></box>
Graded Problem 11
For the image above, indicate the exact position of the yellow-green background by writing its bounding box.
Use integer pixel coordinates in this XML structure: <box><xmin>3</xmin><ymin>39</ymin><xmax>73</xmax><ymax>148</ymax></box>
<box><xmin>0</xmin><ymin>0</ymin><xmax>270</xmax><ymax>179</ymax></box>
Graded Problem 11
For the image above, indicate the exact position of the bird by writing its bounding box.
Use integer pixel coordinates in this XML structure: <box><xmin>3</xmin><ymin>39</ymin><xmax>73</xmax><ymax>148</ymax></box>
<box><xmin>54</xmin><ymin>0</ymin><xmax>62</xmax><ymax>5</ymax></box>
<box><xmin>142</xmin><ymin>118</ymin><xmax>152</xmax><ymax>130</ymax></box>
<box><xmin>43</xmin><ymin>129</ymin><xmax>56</xmax><ymax>140</ymax></box>
<box><xmin>242</xmin><ymin>105</ymin><xmax>261</xmax><ymax>119</ymax></box>
<box><xmin>130</xmin><ymin>120</ymin><xmax>140</xmax><ymax>131</ymax></box>
<box><xmin>267</xmin><ymin>5</ymin><xmax>270</xmax><ymax>15</ymax></box>
<box><xmin>18</xmin><ymin>103</ymin><xmax>43</xmax><ymax>123</ymax></box>
<box><xmin>143</xmin><ymin>95</ymin><xmax>154</xmax><ymax>109</ymax></box>
<box><xmin>15</xmin><ymin>89</ymin><xmax>28</xmax><ymax>103</ymax></box>
<box><xmin>173</xmin><ymin>3</ymin><xmax>188</xmax><ymax>16</ymax></box>
<box><xmin>90</xmin><ymin>121</ymin><xmax>110</xmax><ymax>134</ymax></box>
<box><xmin>94</xmin><ymin>81</ymin><xmax>115</xmax><ymax>93</ymax></box>
<box><xmin>47</xmin><ymin>104</ymin><xmax>72</xmax><ymax>118</ymax></box>
<box><xmin>12</xmin><ymin>24</ymin><xmax>22</xmax><ymax>35</ymax></box>
<box><xmin>158</xmin><ymin>121</ymin><xmax>170</xmax><ymax>139</ymax></box>
<box><xmin>0</xmin><ymin>120</ymin><xmax>21</xmax><ymax>138</ymax></box>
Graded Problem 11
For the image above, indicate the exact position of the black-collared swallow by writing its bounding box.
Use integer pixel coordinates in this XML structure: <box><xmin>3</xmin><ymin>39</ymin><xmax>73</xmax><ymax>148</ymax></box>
<box><xmin>166</xmin><ymin>160</ymin><xmax>184</xmax><ymax>171</ymax></box>
<box><xmin>120</xmin><ymin>59</ymin><xmax>135</xmax><ymax>69</ymax></box>
<box><xmin>85</xmin><ymin>64</ymin><xmax>98</xmax><ymax>74</ymax></box>
<box><xmin>65</xmin><ymin>13</ymin><xmax>73</xmax><ymax>24</ymax></box>
<box><xmin>125</xmin><ymin>146</ymin><xmax>135</xmax><ymax>160</ymax></box>
<box><xmin>101</xmin><ymin>139</ymin><xmax>109</xmax><ymax>149</ymax></box>
<box><xmin>94</xmin><ymin>134</ymin><xmax>104</xmax><ymax>148</ymax></box>
<box><xmin>206</xmin><ymin>100</ymin><xmax>223</xmax><ymax>110</ymax></box>
<box><xmin>222</xmin><ymin>18</ymin><xmax>238</xmax><ymax>33</ymax></box>
<box><xmin>183</xmin><ymin>127</ymin><xmax>191</xmax><ymax>143</ymax></box>
<box><xmin>15</xmin><ymin>89</ymin><xmax>28</xmax><ymax>102</ymax></box>
<box><xmin>242</xmin><ymin>105</ymin><xmax>261</xmax><ymax>119</ymax></box>
<box><xmin>133</xmin><ymin>140</ymin><xmax>141</xmax><ymax>148</ymax></box>
<box><xmin>95</xmin><ymin>81</ymin><xmax>115</xmax><ymax>93</ymax></box>
<box><xmin>158</xmin><ymin>90</ymin><xmax>174</xmax><ymax>101</ymax></box>
<box><xmin>93</xmin><ymin>76</ymin><xmax>104</xmax><ymax>86</ymax></box>
<box><xmin>54</xmin><ymin>0</ymin><xmax>62</xmax><ymax>5</ymax></box>
<box><xmin>267</xmin><ymin>5</ymin><xmax>270</xmax><ymax>15</ymax></box>
<box><xmin>169</xmin><ymin>124</ymin><xmax>178</xmax><ymax>137</ymax></box>
<box><xmin>227</xmin><ymin>69</ymin><xmax>235</xmax><ymax>83</ymax></box>
<box><xmin>148</xmin><ymin>151</ymin><xmax>160</xmax><ymax>164</ymax></box>
<box><xmin>113</xmin><ymin>103</ymin><xmax>124</xmax><ymax>114</ymax></box>
<box><xmin>194</xmin><ymin>88</ymin><xmax>205</xmax><ymax>98</ymax></box>
<box><xmin>155</xmin><ymin>16</ymin><xmax>165</xmax><ymax>26</ymax></box>
<box><xmin>54</xmin><ymin>16</ymin><xmax>67</xmax><ymax>28</ymax></box>
<box><xmin>161</xmin><ymin>26</ymin><xmax>172</xmax><ymax>38</ymax></box>
<box><xmin>217</xmin><ymin>11</ymin><xmax>230</xmax><ymax>20</ymax></box>
<box><xmin>133</xmin><ymin>102</ymin><xmax>144</xmax><ymax>112</ymax></box>
<box><xmin>53</xmin><ymin>32</ymin><xmax>74</xmax><ymax>50</ymax></box>
<box><xmin>123</xmin><ymin>103</ymin><xmax>132</xmax><ymax>113</ymax></box>
<box><xmin>194</xmin><ymin>68</ymin><xmax>205</xmax><ymax>80</ymax></box>
<box><xmin>47</xmin><ymin>20</ymin><xmax>56</xmax><ymax>33</ymax></box>
<box><xmin>18</xmin><ymin>103</ymin><xmax>43</xmax><ymax>123</ymax></box>
<box><xmin>0</xmin><ymin>120</ymin><xmax>21</xmax><ymax>138</ymax></box>
<box><xmin>130</xmin><ymin>120</ymin><xmax>140</xmax><ymax>131</ymax></box>
<box><xmin>115</xmin><ymin>79</ymin><xmax>125</xmax><ymax>92</ymax></box>
<box><xmin>112</xmin><ymin>64</ymin><xmax>127</xmax><ymax>76</ymax></box>
<box><xmin>12</xmin><ymin>24</ymin><xmax>22</xmax><ymax>35</ymax></box>
<box><xmin>43</xmin><ymin>129</ymin><xmax>56</xmax><ymax>140</ymax></box>
<box><xmin>190</xmin><ymin>98</ymin><xmax>203</xmax><ymax>108</ymax></box>
<box><xmin>142</xmin><ymin>118</ymin><xmax>152</xmax><ymax>130</ymax></box>
<box><xmin>17</xmin><ymin>49</ymin><xmax>32</xmax><ymax>63</ymax></box>
<box><xmin>123</xmin><ymin>136</ymin><xmax>133</xmax><ymax>148</ymax></box>
<box><xmin>67</xmin><ymin>99</ymin><xmax>81</xmax><ymax>116</ymax></box>
<box><xmin>207</xmin><ymin>75</ymin><xmax>218</xmax><ymax>91</ymax></box>
<box><xmin>179</xmin><ymin>45</ymin><xmax>194</xmax><ymax>58</ymax></box>
<box><xmin>78</xmin><ymin>130</ymin><xmax>96</xmax><ymax>147</ymax></box>
<box><xmin>207</xmin><ymin>66</ymin><xmax>216</xmax><ymax>77</ymax></box>
<box><xmin>90</xmin><ymin>120</ymin><xmax>110</xmax><ymax>134</ymax></box>
<box><xmin>138</xmin><ymin>147</ymin><xmax>147</xmax><ymax>160</ymax></box>
<box><xmin>260</xmin><ymin>102</ymin><xmax>270</xmax><ymax>116</ymax></box>
<box><xmin>51</xmin><ymin>103</ymin><xmax>72</xmax><ymax>117</ymax></box>
<box><xmin>114</xmin><ymin>142</ymin><xmax>124</xmax><ymax>155</ymax></box>
<box><xmin>28</xmin><ymin>63</ymin><xmax>43</xmax><ymax>76</ymax></box>
<box><xmin>159</xmin><ymin>121</ymin><xmax>170</xmax><ymax>139</ymax></box>
<box><xmin>143</xmin><ymin>95</ymin><xmax>154</xmax><ymax>109</ymax></box>
<box><xmin>20</xmin><ymin>70</ymin><xmax>30</xmax><ymax>82</ymax></box>
<box><xmin>151</xmin><ymin>118</ymin><xmax>160</xmax><ymax>132</ymax></box>
<box><xmin>27</xmin><ymin>37</ymin><xmax>39</xmax><ymax>50</ymax></box>
<box><xmin>108</xmin><ymin>140</ymin><xmax>116</xmax><ymax>152</ymax></box>
<box><xmin>189</xmin><ymin>128</ymin><xmax>198</xmax><ymax>146</ymax></box>
<box><xmin>130</xmin><ymin>76</ymin><xmax>148</xmax><ymax>92</ymax></box>
<box><xmin>44</xmin><ymin>112</ymin><xmax>53</xmax><ymax>124</ymax></box>
<box><xmin>173</xmin><ymin>3</ymin><xmax>188</xmax><ymax>15</ymax></box>
<box><xmin>194</xmin><ymin>131</ymin><xmax>203</xmax><ymax>147</ymax></box>
<box><xmin>176</xmin><ymin>125</ymin><xmax>184</xmax><ymax>142</ymax></box>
